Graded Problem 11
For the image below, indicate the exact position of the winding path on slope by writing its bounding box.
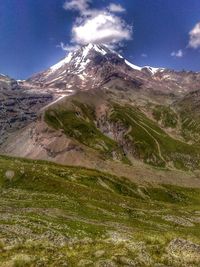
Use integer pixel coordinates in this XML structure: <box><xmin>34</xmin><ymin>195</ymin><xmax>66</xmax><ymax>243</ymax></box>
<box><xmin>126</xmin><ymin>114</ymin><xmax>168</xmax><ymax>166</ymax></box>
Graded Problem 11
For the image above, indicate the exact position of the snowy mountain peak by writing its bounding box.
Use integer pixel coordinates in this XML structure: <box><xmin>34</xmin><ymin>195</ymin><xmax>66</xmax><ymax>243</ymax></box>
<box><xmin>81</xmin><ymin>43</ymin><xmax>109</xmax><ymax>56</ymax></box>
<box><xmin>50</xmin><ymin>43</ymin><xmax>165</xmax><ymax>76</ymax></box>
<box><xmin>84</xmin><ymin>44</ymin><xmax>165</xmax><ymax>74</ymax></box>
<box><xmin>50</xmin><ymin>44</ymin><xmax>109</xmax><ymax>73</ymax></box>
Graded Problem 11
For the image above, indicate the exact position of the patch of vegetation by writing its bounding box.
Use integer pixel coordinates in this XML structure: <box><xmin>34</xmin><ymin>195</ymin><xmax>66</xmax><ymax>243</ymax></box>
<box><xmin>180</xmin><ymin>111</ymin><xmax>200</xmax><ymax>143</ymax></box>
<box><xmin>152</xmin><ymin>105</ymin><xmax>178</xmax><ymax>128</ymax></box>
<box><xmin>12</xmin><ymin>254</ymin><xmax>32</xmax><ymax>267</ymax></box>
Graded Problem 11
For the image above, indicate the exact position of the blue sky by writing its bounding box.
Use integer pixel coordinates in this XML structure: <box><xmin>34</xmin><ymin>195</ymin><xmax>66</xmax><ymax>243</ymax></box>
<box><xmin>0</xmin><ymin>0</ymin><xmax>200</xmax><ymax>79</ymax></box>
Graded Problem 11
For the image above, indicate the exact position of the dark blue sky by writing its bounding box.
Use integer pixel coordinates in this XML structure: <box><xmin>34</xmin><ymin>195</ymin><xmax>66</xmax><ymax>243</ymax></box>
<box><xmin>0</xmin><ymin>0</ymin><xmax>200</xmax><ymax>79</ymax></box>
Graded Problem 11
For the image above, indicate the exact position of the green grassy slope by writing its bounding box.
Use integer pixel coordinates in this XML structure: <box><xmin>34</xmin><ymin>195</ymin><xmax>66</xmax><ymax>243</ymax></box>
<box><xmin>173</xmin><ymin>91</ymin><xmax>200</xmax><ymax>143</ymax></box>
<box><xmin>110</xmin><ymin>103</ymin><xmax>200</xmax><ymax>170</ymax></box>
<box><xmin>44</xmin><ymin>100</ymin><xmax>130</xmax><ymax>164</ymax></box>
<box><xmin>178</xmin><ymin>104</ymin><xmax>200</xmax><ymax>143</ymax></box>
<box><xmin>1</xmin><ymin>155</ymin><xmax>200</xmax><ymax>266</ymax></box>
<box><xmin>44</xmin><ymin>98</ymin><xmax>200</xmax><ymax>171</ymax></box>
<box><xmin>152</xmin><ymin>103</ymin><xmax>200</xmax><ymax>144</ymax></box>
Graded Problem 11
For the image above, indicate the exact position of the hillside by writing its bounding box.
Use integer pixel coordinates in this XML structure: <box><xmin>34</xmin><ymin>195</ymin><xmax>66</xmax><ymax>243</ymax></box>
<box><xmin>1</xmin><ymin>155</ymin><xmax>200</xmax><ymax>266</ymax></box>
<box><xmin>3</xmin><ymin>87</ymin><xmax>200</xmax><ymax>175</ymax></box>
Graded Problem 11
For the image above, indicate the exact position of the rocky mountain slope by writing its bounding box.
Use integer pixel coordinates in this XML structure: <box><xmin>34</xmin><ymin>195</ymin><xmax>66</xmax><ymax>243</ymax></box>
<box><xmin>0</xmin><ymin>74</ymin><xmax>53</xmax><ymax>145</ymax></box>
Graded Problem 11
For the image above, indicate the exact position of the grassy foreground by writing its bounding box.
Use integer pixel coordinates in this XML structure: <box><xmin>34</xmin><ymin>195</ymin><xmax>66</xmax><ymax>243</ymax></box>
<box><xmin>0</xmin><ymin>155</ymin><xmax>200</xmax><ymax>266</ymax></box>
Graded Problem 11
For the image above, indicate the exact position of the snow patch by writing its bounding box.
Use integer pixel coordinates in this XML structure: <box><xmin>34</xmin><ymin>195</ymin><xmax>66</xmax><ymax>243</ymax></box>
<box><xmin>74</xmin><ymin>59</ymin><xmax>90</xmax><ymax>74</ymax></box>
<box><xmin>17</xmin><ymin>79</ymin><xmax>25</xmax><ymax>83</ymax></box>
<box><xmin>143</xmin><ymin>66</ymin><xmax>165</xmax><ymax>74</ymax></box>
<box><xmin>117</xmin><ymin>53</ymin><xmax>123</xmax><ymax>59</ymax></box>
<box><xmin>125</xmin><ymin>60</ymin><xmax>142</xmax><ymax>71</ymax></box>
<box><xmin>42</xmin><ymin>94</ymin><xmax>72</xmax><ymax>110</ymax></box>
<box><xmin>48</xmin><ymin>76</ymin><xmax>64</xmax><ymax>83</ymax></box>
<box><xmin>84</xmin><ymin>43</ymin><xmax>107</xmax><ymax>55</ymax></box>
<box><xmin>50</xmin><ymin>53</ymin><xmax>73</xmax><ymax>71</ymax></box>
<box><xmin>125</xmin><ymin>60</ymin><xmax>165</xmax><ymax>75</ymax></box>
<box><xmin>93</xmin><ymin>44</ymin><xmax>107</xmax><ymax>55</ymax></box>
<box><xmin>78</xmin><ymin>74</ymin><xmax>85</xmax><ymax>80</ymax></box>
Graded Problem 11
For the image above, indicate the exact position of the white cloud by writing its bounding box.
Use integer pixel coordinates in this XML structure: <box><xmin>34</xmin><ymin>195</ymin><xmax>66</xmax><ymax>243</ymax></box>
<box><xmin>141</xmin><ymin>53</ymin><xmax>147</xmax><ymax>58</ymax></box>
<box><xmin>108</xmin><ymin>3</ymin><xmax>125</xmax><ymax>13</ymax></box>
<box><xmin>171</xmin><ymin>49</ymin><xmax>183</xmax><ymax>58</ymax></box>
<box><xmin>72</xmin><ymin>12</ymin><xmax>132</xmax><ymax>45</ymax></box>
<box><xmin>63</xmin><ymin>0</ymin><xmax>91</xmax><ymax>13</ymax></box>
<box><xmin>63</xmin><ymin>0</ymin><xmax>132</xmax><ymax>48</ymax></box>
<box><xmin>58</xmin><ymin>42</ymin><xmax>80</xmax><ymax>52</ymax></box>
<box><xmin>189</xmin><ymin>22</ymin><xmax>200</xmax><ymax>49</ymax></box>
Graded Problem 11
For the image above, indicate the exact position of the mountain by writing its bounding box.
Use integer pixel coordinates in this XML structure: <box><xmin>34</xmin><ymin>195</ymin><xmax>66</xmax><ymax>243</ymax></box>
<box><xmin>1</xmin><ymin>44</ymin><xmax>200</xmax><ymax>173</ymax></box>
<box><xmin>2</xmin><ymin>44</ymin><xmax>200</xmax><ymax>266</ymax></box>
<box><xmin>28</xmin><ymin>44</ymin><xmax>200</xmax><ymax>100</ymax></box>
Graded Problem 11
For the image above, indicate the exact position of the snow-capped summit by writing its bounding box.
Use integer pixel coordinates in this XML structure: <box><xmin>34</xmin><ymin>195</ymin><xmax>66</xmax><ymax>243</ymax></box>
<box><xmin>82</xmin><ymin>43</ymin><xmax>109</xmax><ymax>56</ymax></box>
<box><xmin>50</xmin><ymin>44</ymin><xmax>110</xmax><ymax>72</ymax></box>
<box><xmin>29</xmin><ymin>43</ymin><xmax>168</xmax><ymax>96</ymax></box>
<box><xmin>48</xmin><ymin>43</ymin><xmax>165</xmax><ymax>78</ymax></box>
<box><xmin>49</xmin><ymin>44</ymin><xmax>107</xmax><ymax>75</ymax></box>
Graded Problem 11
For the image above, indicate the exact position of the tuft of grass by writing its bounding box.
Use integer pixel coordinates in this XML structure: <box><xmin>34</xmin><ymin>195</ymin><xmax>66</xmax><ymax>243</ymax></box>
<box><xmin>0</xmin><ymin>240</ymin><xmax>5</xmax><ymax>251</ymax></box>
<box><xmin>12</xmin><ymin>254</ymin><xmax>31</xmax><ymax>267</ymax></box>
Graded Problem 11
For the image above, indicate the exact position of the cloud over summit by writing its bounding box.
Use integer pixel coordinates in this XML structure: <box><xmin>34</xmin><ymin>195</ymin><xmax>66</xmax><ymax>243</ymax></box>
<box><xmin>63</xmin><ymin>0</ymin><xmax>132</xmax><ymax>49</ymax></box>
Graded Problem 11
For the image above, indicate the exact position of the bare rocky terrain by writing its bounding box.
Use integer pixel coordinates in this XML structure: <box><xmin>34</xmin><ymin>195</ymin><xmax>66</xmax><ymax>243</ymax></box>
<box><xmin>0</xmin><ymin>74</ymin><xmax>53</xmax><ymax>145</ymax></box>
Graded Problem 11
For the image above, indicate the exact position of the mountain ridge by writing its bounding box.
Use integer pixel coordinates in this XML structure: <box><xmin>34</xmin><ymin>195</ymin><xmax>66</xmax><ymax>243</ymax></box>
<box><xmin>27</xmin><ymin>43</ymin><xmax>200</xmax><ymax>103</ymax></box>
<box><xmin>1</xmin><ymin>44</ymin><xmax>200</xmax><ymax>175</ymax></box>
